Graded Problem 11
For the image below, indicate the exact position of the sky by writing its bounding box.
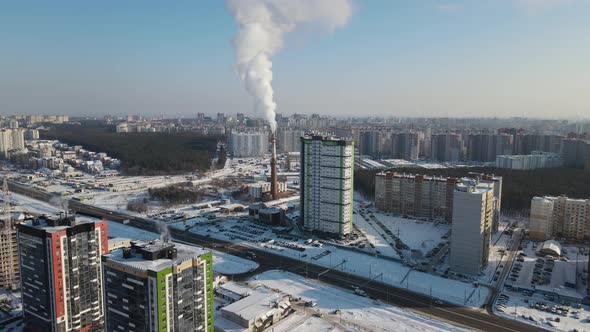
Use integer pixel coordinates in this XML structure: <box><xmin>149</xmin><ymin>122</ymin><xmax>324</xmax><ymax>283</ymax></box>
<box><xmin>1</xmin><ymin>0</ymin><xmax>589</xmax><ymax>119</ymax></box>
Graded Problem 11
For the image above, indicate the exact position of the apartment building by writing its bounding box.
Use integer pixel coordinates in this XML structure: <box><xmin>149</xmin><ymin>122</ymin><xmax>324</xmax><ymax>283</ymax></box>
<box><xmin>17</xmin><ymin>214</ymin><xmax>108</xmax><ymax>332</ymax></box>
<box><xmin>0</xmin><ymin>214</ymin><xmax>25</xmax><ymax>291</ymax></box>
<box><xmin>375</xmin><ymin>172</ymin><xmax>456</xmax><ymax>222</ymax></box>
<box><xmin>102</xmin><ymin>241</ymin><xmax>214</xmax><ymax>332</ymax></box>
<box><xmin>529</xmin><ymin>196</ymin><xmax>590</xmax><ymax>241</ymax></box>
<box><xmin>430</xmin><ymin>133</ymin><xmax>462</xmax><ymax>162</ymax></box>
<box><xmin>300</xmin><ymin>135</ymin><xmax>354</xmax><ymax>237</ymax></box>
<box><xmin>277</xmin><ymin>128</ymin><xmax>305</xmax><ymax>153</ymax></box>
<box><xmin>449</xmin><ymin>183</ymin><xmax>494</xmax><ymax>276</ymax></box>
<box><xmin>0</xmin><ymin>128</ymin><xmax>25</xmax><ymax>157</ymax></box>
<box><xmin>390</xmin><ymin>132</ymin><xmax>421</xmax><ymax>160</ymax></box>
<box><xmin>375</xmin><ymin>172</ymin><xmax>502</xmax><ymax>230</ymax></box>
<box><xmin>496</xmin><ymin>151</ymin><xmax>563</xmax><ymax>170</ymax></box>
<box><xmin>230</xmin><ymin>130</ymin><xmax>269</xmax><ymax>157</ymax></box>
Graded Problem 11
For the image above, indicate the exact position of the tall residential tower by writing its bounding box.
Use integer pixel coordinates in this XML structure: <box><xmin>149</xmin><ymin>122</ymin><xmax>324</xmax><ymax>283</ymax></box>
<box><xmin>17</xmin><ymin>214</ymin><xmax>108</xmax><ymax>332</ymax></box>
<box><xmin>102</xmin><ymin>240</ymin><xmax>214</xmax><ymax>332</ymax></box>
<box><xmin>300</xmin><ymin>135</ymin><xmax>354</xmax><ymax>237</ymax></box>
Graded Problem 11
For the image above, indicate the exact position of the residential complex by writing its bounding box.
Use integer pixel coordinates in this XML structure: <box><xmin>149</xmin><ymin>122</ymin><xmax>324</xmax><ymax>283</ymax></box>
<box><xmin>17</xmin><ymin>214</ymin><xmax>108</xmax><ymax>332</ymax></box>
<box><xmin>374</xmin><ymin>172</ymin><xmax>456</xmax><ymax>222</ymax></box>
<box><xmin>300</xmin><ymin>135</ymin><xmax>354</xmax><ymax>237</ymax></box>
<box><xmin>229</xmin><ymin>130</ymin><xmax>269</xmax><ymax>157</ymax></box>
<box><xmin>496</xmin><ymin>151</ymin><xmax>563</xmax><ymax>170</ymax></box>
<box><xmin>374</xmin><ymin>172</ymin><xmax>502</xmax><ymax>230</ymax></box>
<box><xmin>102</xmin><ymin>240</ymin><xmax>214</xmax><ymax>332</ymax></box>
<box><xmin>449</xmin><ymin>182</ymin><xmax>494</xmax><ymax>276</ymax></box>
<box><xmin>430</xmin><ymin>133</ymin><xmax>462</xmax><ymax>162</ymax></box>
<box><xmin>529</xmin><ymin>196</ymin><xmax>590</xmax><ymax>241</ymax></box>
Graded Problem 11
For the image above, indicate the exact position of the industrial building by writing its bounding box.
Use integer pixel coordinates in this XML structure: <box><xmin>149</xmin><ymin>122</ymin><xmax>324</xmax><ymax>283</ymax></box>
<box><xmin>529</xmin><ymin>196</ymin><xmax>590</xmax><ymax>241</ymax></box>
<box><xmin>449</xmin><ymin>181</ymin><xmax>494</xmax><ymax>276</ymax></box>
<box><xmin>217</xmin><ymin>287</ymin><xmax>290</xmax><ymax>332</ymax></box>
<box><xmin>17</xmin><ymin>214</ymin><xmax>108</xmax><ymax>332</ymax></box>
<box><xmin>300</xmin><ymin>135</ymin><xmax>354</xmax><ymax>237</ymax></box>
<box><xmin>102</xmin><ymin>240</ymin><xmax>214</xmax><ymax>332</ymax></box>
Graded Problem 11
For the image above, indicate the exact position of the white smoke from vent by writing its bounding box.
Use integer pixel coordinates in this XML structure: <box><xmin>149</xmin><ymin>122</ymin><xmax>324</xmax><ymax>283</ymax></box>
<box><xmin>227</xmin><ymin>0</ymin><xmax>353</xmax><ymax>132</ymax></box>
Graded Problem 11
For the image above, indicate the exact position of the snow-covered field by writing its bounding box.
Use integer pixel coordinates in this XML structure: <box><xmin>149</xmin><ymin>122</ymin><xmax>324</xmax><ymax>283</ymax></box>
<box><xmin>182</xmin><ymin>218</ymin><xmax>490</xmax><ymax>307</ymax></box>
<box><xmin>370</xmin><ymin>211</ymin><xmax>449</xmax><ymax>254</ymax></box>
<box><xmin>249</xmin><ymin>270</ymin><xmax>470</xmax><ymax>332</ymax></box>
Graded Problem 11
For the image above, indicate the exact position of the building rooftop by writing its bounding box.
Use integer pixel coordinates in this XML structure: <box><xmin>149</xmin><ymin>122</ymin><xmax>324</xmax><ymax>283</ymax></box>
<box><xmin>221</xmin><ymin>289</ymin><xmax>283</xmax><ymax>322</ymax></box>
<box><xmin>104</xmin><ymin>240</ymin><xmax>209</xmax><ymax>272</ymax></box>
<box><xmin>19</xmin><ymin>212</ymin><xmax>99</xmax><ymax>233</ymax></box>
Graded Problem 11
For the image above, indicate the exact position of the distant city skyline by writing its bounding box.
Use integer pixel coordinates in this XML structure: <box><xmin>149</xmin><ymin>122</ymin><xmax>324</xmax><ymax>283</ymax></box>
<box><xmin>1</xmin><ymin>0</ymin><xmax>589</xmax><ymax>119</ymax></box>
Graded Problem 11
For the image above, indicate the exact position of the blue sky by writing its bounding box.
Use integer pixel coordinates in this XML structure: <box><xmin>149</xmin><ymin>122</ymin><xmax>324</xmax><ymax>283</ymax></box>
<box><xmin>1</xmin><ymin>0</ymin><xmax>589</xmax><ymax>119</ymax></box>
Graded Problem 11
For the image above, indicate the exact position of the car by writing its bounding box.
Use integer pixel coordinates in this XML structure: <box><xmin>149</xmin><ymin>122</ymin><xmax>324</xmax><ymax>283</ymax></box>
<box><xmin>434</xmin><ymin>300</ymin><xmax>443</xmax><ymax>305</ymax></box>
<box><xmin>305</xmin><ymin>301</ymin><xmax>317</xmax><ymax>307</ymax></box>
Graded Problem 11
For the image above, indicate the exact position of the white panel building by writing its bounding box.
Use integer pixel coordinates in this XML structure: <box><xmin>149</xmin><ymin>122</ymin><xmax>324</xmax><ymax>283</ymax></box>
<box><xmin>230</xmin><ymin>131</ymin><xmax>269</xmax><ymax>157</ymax></box>
<box><xmin>300</xmin><ymin>135</ymin><xmax>354</xmax><ymax>237</ymax></box>
<box><xmin>450</xmin><ymin>183</ymin><xmax>493</xmax><ymax>276</ymax></box>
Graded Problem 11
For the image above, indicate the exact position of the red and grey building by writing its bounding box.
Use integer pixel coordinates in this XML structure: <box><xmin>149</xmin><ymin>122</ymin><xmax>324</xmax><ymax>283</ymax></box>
<box><xmin>17</xmin><ymin>213</ymin><xmax>108</xmax><ymax>332</ymax></box>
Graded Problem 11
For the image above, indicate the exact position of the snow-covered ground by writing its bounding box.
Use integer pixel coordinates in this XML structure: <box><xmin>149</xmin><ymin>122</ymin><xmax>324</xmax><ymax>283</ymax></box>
<box><xmin>353</xmin><ymin>211</ymin><xmax>399</xmax><ymax>258</ymax></box>
<box><xmin>249</xmin><ymin>270</ymin><xmax>470</xmax><ymax>332</ymax></box>
<box><xmin>1</xmin><ymin>191</ymin><xmax>65</xmax><ymax>214</ymax></box>
<box><xmin>182</xmin><ymin>218</ymin><xmax>490</xmax><ymax>307</ymax></box>
<box><xmin>106</xmin><ymin>220</ymin><xmax>259</xmax><ymax>275</ymax></box>
<box><xmin>370</xmin><ymin>211</ymin><xmax>449</xmax><ymax>254</ymax></box>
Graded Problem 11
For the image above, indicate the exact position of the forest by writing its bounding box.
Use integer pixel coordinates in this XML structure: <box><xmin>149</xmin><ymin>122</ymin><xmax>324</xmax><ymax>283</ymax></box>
<box><xmin>41</xmin><ymin>123</ymin><xmax>223</xmax><ymax>175</ymax></box>
<box><xmin>354</xmin><ymin>167</ymin><xmax>590</xmax><ymax>212</ymax></box>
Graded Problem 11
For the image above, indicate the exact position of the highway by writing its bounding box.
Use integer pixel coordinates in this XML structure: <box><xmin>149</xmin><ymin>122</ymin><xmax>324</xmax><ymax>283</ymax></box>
<box><xmin>7</xmin><ymin>181</ymin><xmax>547</xmax><ymax>332</ymax></box>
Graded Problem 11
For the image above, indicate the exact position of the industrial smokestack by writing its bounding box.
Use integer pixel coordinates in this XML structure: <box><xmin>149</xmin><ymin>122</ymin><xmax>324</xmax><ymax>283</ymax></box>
<box><xmin>270</xmin><ymin>132</ymin><xmax>278</xmax><ymax>200</ymax></box>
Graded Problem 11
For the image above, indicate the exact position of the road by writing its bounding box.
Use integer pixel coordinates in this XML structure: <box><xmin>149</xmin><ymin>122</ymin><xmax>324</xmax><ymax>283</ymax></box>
<box><xmin>8</xmin><ymin>181</ymin><xmax>547</xmax><ymax>332</ymax></box>
<box><xmin>486</xmin><ymin>230</ymin><xmax>524</xmax><ymax>313</ymax></box>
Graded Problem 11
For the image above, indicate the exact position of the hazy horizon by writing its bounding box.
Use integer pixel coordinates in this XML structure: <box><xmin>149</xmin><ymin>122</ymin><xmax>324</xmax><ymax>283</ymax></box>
<box><xmin>1</xmin><ymin>0</ymin><xmax>589</xmax><ymax>119</ymax></box>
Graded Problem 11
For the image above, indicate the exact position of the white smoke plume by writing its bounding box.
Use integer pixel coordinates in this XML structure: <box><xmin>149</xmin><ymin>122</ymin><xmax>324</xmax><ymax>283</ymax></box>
<box><xmin>227</xmin><ymin>0</ymin><xmax>353</xmax><ymax>132</ymax></box>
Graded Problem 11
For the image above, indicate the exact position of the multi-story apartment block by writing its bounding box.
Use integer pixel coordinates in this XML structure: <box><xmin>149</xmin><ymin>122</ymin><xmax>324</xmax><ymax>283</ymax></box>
<box><xmin>230</xmin><ymin>130</ymin><xmax>269</xmax><ymax>157</ymax></box>
<box><xmin>561</xmin><ymin>139</ymin><xmax>590</xmax><ymax>168</ymax></box>
<box><xmin>0</xmin><ymin>128</ymin><xmax>25</xmax><ymax>157</ymax></box>
<box><xmin>102</xmin><ymin>241</ymin><xmax>214</xmax><ymax>332</ymax></box>
<box><xmin>529</xmin><ymin>197</ymin><xmax>556</xmax><ymax>240</ymax></box>
<box><xmin>375</xmin><ymin>172</ymin><xmax>502</xmax><ymax>228</ymax></box>
<box><xmin>467</xmin><ymin>133</ymin><xmax>514</xmax><ymax>162</ymax></box>
<box><xmin>358</xmin><ymin>130</ymin><xmax>382</xmax><ymax>157</ymax></box>
<box><xmin>277</xmin><ymin>128</ymin><xmax>305</xmax><ymax>153</ymax></box>
<box><xmin>375</xmin><ymin>172</ymin><xmax>456</xmax><ymax>222</ymax></box>
<box><xmin>0</xmin><ymin>215</ymin><xmax>24</xmax><ymax>291</ymax></box>
<box><xmin>529</xmin><ymin>196</ymin><xmax>590</xmax><ymax>241</ymax></box>
<box><xmin>450</xmin><ymin>182</ymin><xmax>493</xmax><ymax>276</ymax></box>
<box><xmin>300</xmin><ymin>135</ymin><xmax>354</xmax><ymax>237</ymax></box>
<box><xmin>17</xmin><ymin>214</ymin><xmax>108</xmax><ymax>332</ymax></box>
<box><xmin>390</xmin><ymin>132</ymin><xmax>420</xmax><ymax>160</ymax></box>
<box><xmin>496</xmin><ymin>151</ymin><xmax>563</xmax><ymax>170</ymax></box>
<box><xmin>430</xmin><ymin>133</ymin><xmax>462</xmax><ymax>162</ymax></box>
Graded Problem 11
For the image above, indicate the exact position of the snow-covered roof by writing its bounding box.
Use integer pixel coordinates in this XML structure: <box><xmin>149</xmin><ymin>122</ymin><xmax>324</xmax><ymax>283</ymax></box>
<box><xmin>221</xmin><ymin>289</ymin><xmax>283</xmax><ymax>321</ymax></box>
<box><xmin>539</xmin><ymin>240</ymin><xmax>561</xmax><ymax>256</ymax></box>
